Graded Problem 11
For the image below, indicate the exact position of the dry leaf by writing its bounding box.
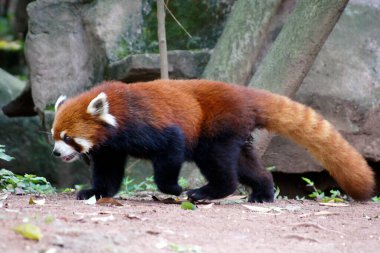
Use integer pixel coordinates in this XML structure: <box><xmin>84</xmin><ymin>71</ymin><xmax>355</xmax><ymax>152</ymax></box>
<box><xmin>13</xmin><ymin>223</ymin><xmax>42</xmax><ymax>241</ymax></box>
<box><xmin>96</xmin><ymin>197</ymin><xmax>123</xmax><ymax>206</ymax></box>
<box><xmin>319</xmin><ymin>202</ymin><xmax>349</xmax><ymax>207</ymax></box>
<box><xmin>197</xmin><ymin>203</ymin><xmax>214</xmax><ymax>209</ymax></box>
<box><xmin>242</xmin><ymin>205</ymin><xmax>283</xmax><ymax>213</ymax></box>
<box><xmin>314</xmin><ymin>211</ymin><xmax>339</xmax><ymax>216</ymax></box>
<box><xmin>152</xmin><ymin>195</ymin><xmax>182</xmax><ymax>204</ymax></box>
<box><xmin>84</xmin><ymin>195</ymin><xmax>96</xmax><ymax>205</ymax></box>
<box><xmin>29</xmin><ymin>197</ymin><xmax>46</xmax><ymax>205</ymax></box>
<box><xmin>125</xmin><ymin>214</ymin><xmax>148</xmax><ymax>221</ymax></box>
<box><xmin>91</xmin><ymin>215</ymin><xmax>115</xmax><ymax>222</ymax></box>
<box><xmin>146</xmin><ymin>230</ymin><xmax>160</xmax><ymax>235</ymax></box>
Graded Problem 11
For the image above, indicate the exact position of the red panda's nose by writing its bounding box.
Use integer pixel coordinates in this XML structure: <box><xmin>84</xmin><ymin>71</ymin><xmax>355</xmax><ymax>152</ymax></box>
<box><xmin>53</xmin><ymin>149</ymin><xmax>61</xmax><ymax>157</ymax></box>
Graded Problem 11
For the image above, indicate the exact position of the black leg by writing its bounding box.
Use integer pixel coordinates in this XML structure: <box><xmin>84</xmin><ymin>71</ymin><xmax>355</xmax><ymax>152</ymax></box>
<box><xmin>77</xmin><ymin>146</ymin><xmax>127</xmax><ymax>200</ymax></box>
<box><xmin>238</xmin><ymin>141</ymin><xmax>274</xmax><ymax>202</ymax></box>
<box><xmin>188</xmin><ymin>137</ymin><xmax>241</xmax><ymax>201</ymax></box>
<box><xmin>152</xmin><ymin>155</ymin><xmax>183</xmax><ymax>196</ymax></box>
<box><xmin>151</xmin><ymin>127</ymin><xmax>186</xmax><ymax>196</ymax></box>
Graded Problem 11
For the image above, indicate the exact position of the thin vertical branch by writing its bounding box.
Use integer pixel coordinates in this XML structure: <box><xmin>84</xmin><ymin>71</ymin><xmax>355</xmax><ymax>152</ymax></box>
<box><xmin>157</xmin><ymin>0</ymin><xmax>169</xmax><ymax>79</ymax></box>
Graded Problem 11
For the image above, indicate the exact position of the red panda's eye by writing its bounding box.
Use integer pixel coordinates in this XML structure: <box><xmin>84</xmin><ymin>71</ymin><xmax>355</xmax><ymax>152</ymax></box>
<box><xmin>63</xmin><ymin>135</ymin><xmax>72</xmax><ymax>143</ymax></box>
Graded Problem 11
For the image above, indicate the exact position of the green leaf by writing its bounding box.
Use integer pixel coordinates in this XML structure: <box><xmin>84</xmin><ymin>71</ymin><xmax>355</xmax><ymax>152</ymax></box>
<box><xmin>13</xmin><ymin>223</ymin><xmax>42</xmax><ymax>241</ymax></box>
<box><xmin>181</xmin><ymin>201</ymin><xmax>196</xmax><ymax>211</ymax></box>
<box><xmin>301</xmin><ymin>177</ymin><xmax>313</xmax><ymax>186</ymax></box>
<box><xmin>0</xmin><ymin>152</ymin><xmax>14</xmax><ymax>162</ymax></box>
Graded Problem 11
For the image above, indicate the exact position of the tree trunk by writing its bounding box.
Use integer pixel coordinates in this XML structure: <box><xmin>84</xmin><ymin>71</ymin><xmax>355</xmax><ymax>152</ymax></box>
<box><xmin>202</xmin><ymin>0</ymin><xmax>282</xmax><ymax>85</ymax></box>
<box><xmin>156</xmin><ymin>0</ymin><xmax>169</xmax><ymax>79</ymax></box>
<box><xmin>249</xmin><ymin>0</ymin><xmax>349</xmax><ymax>155</ymax></box>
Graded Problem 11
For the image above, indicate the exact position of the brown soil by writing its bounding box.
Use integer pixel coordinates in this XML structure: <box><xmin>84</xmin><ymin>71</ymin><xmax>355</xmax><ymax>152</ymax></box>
<box><xmin>1</xmin><ymin>193</ymin><xmax>380</xmax><ymax>253</ymax></box>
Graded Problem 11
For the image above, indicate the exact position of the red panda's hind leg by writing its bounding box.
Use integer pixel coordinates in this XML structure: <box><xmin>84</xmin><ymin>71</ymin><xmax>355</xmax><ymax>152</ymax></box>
<box><xmin>188</xmin><ymin>136</ymin><xmax>240</xmax><ymax>201</ymax></box>
<box><xmin>238</xmin><ymin>140</ymin><xmax>274</xmax><ymax>203</ymax></box>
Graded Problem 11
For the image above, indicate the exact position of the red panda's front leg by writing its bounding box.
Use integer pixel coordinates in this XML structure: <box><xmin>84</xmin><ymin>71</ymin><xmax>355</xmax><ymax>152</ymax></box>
<box><xmin>77</xmin><ymin>146</ymin><xmax>127</xmax><ymax>200</ymax></box>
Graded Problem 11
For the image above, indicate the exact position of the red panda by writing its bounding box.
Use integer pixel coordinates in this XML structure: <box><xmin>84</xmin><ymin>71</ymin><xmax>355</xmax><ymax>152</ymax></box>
<box><xmin>51</xmin><ymin>79</ymin><xmax>375</xmax><ymax>202</ymax></box>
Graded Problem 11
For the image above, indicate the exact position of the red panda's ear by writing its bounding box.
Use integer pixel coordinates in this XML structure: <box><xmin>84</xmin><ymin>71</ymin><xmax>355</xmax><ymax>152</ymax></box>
<box><xmin>55</xmin><ymin>95</ymin><xmax>67</xmax><ymax>112</ymax></box>
<box><xmin>87</xmin><ymin>92</ymin><xmax>118</xmax><ymax>127</ymax></box>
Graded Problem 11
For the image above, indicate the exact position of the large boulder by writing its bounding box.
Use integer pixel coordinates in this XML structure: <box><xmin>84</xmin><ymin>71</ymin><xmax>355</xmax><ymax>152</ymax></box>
<box><xmin>108</xmin><ymin>50</ymin><xmax>210</xmax><ymax>83</ymax></box>
<box><xmin>25</xmin><ymin>0</ymin><xmax>144</xmax><ymax>111</ymax></box>
<box><xmin>0</xmin><ymin>68</ymin><xmax>89</xmax><ymax>186</ymax></box>
<box><xmin>263</xmin><ymin>2</ymin><xmax>380</xmax><ymax>173</ymax></box>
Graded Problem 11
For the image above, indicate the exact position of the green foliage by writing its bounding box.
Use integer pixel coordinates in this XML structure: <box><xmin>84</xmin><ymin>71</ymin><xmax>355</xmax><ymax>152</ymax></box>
<box><xmin>302</xmin><ymin>177</ymin><xmax>346</xmax><ymax>202</ymax></box>
<box><xmin>0</xmin><ymin>144</ymin><xmax>14</xmax><ymax>162</ymax></box>
<box><xmin>0</xmin><ymin>146</ymin><xmax>54</xmax><ymax>194</ymax></box>
<box><xmin>371</xmin><ymin>196</ymin><xmax>380</xmax><ymax>203</ymax></box>
<box><xmin>0</xmin><ymin>169</ymin><xmax>55</xmax><ymax>194</ymax></box>
<box><xmin>120</xmin><ymin>176</ymin><xmax>158</xmax><ymax>195</ymax></box>
<box><xmin>122</xmin><ymin>0</ymin><xmax>232</xmax><ymax>56</ymax></box>
<box><xmin>0</xmin><ymin>16</ymin><xmax>23</xmax><ymax>52</ymax></box>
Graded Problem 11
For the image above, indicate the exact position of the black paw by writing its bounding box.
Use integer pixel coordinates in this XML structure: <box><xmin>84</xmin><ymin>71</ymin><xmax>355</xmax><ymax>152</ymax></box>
<box><xmin>187</xmin><ymin>188</ymin><xmax>209</xmax><ymax>202</ymax></box>
<box><xmin>248</xmin><ymin>190</ymin><xmax>274</xmax><ymax>203</ymax></box>
<box><xmin>76</xmin><ymin>189</ymin><xmax>99</xmax><ymax>200</ymax></box>
<box><xmin>157</xmin><ymin>184</ymin><xmax>183</xmax><ymax>196</ymax></box>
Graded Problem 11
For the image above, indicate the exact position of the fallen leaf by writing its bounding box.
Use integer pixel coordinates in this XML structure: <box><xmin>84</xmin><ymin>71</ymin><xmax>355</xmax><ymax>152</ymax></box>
<box><xmin>242</xmin><ymin>205</ymin><xmax>283</xmax><ymax>213</ymax></box>
<box><xmin>181</xmin><ymin>201</ymin><xmax>196</xmax><ymax>210</ymax></box>
<box><xmin>197</xmin><ymin>203</ymin><xmax>214</xmax><ymax>209</ymax></box>
<box><xmin>74</xmin><ymin>212</ymin><xmax>98</xmax><ymax>216</ymax></box>
<box><xmin>13</xmin><ymin>223</ymin><xmax>42</xmax><ymax>241</ymax></box>
<box><xmin>91</xmin><ymin>215</ymin><xmax>115</xmax><ymax>222</ymax></box>
<box><xmin>29</xmin><ymin>197</ymin><xmax>46</xmax><ymax>205</ymax></box>
<box><xmin>314</xmin><ymin>211</ymin><xmax>339</xmax><ymax>216</ymax></box>
<box><xmin>96</xmin><ymin>197</ymin><xmax>123</xmax><ymax>206</ymax></box>
<box><xmin>84</xmin><ymin>195</ymin><xmax>96</xmax><ymax>205</ymax></box>
<box><xmin>146</xmin><ymin>230</ymin><xmax>160</xmax><ymax>235</ymax></box>
<box><xmin>242</xmin><ymin>205</ymin><xmax>272</xmax><ymax>213</ymax></box>
<box><xmin>152</xmin><ymin>195</ymin><xmax>182</xmax><ymax>204</ymax></box>
<box><xmin>125</xmin><ymin>214</ymin><xmax>148</xmax><ymax>221</ymax></box>
<box><xmin>319</xmin><ymin>202</ymin><xmax>349</xmax><ymax>207</ymax></box>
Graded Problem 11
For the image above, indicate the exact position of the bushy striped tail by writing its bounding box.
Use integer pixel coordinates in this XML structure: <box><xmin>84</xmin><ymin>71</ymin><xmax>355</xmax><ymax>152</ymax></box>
<box><xmin>251</xmin><ymin>89</ymin><xmax>375</xmax><ymax>200</ymax></box>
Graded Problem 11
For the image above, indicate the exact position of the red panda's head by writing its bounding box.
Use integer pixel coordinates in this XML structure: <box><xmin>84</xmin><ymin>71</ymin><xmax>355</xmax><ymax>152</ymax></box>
<box><xmin>51</xmin><ymin>92</ymin><xmax>118</xmax><ymax>163</ymax></box>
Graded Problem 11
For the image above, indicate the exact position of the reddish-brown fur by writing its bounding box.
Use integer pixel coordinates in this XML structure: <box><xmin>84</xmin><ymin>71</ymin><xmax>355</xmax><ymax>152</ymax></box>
<box><xmin>53</xmin><ymin>79</ymin><xmax>375</xmax><ymax>200</ymax></box>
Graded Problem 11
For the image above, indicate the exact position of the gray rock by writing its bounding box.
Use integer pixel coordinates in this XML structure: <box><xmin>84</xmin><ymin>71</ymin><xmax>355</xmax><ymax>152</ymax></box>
<box><xmin>108</xmin><ymin>50</ymin><xmax>210</xmax><ymax>83</ymax></box>
<box><xmin>25</xmin><ymin>0</ymin><xmax>144</xmax><ymax>110</ymax></box>
<box><xmin>263</xmin><ymin>2</ymin><xmax>380</xmax><ymax>172</ymax></box>
<box><xmin>0</xmin><ymin>68</ymin><xmax>89</xmax><ymax>187</ymax></box>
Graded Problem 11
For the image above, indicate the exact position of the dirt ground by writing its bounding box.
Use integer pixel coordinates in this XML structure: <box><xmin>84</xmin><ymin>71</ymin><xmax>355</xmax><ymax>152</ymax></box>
<box><xmin>0</xmin><ymin>193</ymin><xmax>380</xmax><ymax>253</ymax></box>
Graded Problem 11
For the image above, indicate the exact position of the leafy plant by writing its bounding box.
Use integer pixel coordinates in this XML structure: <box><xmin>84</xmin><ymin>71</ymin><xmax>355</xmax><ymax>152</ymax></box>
<box><xmin>1</xmin><ymin>145</ymin><xmax>54</xmax><ymax>194</ymax></box>
<box><xmin>120</xmin><ymin>176</ymin><xmax>158</xmax><ymax>195</ymax></box>
<box><xmin>371</xmin><ymin>196</ymin><xmax>380</xmax><ymax>203</ymax></box>
<box><xmin>0</xmin><ymin>169</ymin><xmax>55</xmax><ymax>194</ymax></box>
<box><xmin>302</xmin><ymin>177</ymin><xmax>346</xmax><ymax>202</ymax></box>
<box><xmin>0</xmin><ymin>144</ymin><xmax>14</xmax><ymax>162</ymax></box>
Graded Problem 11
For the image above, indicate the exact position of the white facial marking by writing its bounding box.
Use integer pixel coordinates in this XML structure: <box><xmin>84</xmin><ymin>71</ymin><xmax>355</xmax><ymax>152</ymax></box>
<box><xmin>55</xmin><ymin>95</ymin><xmax>67</xmax><ymax>111</ymax></box>
<box><xmin>51</xmin><ymin>129</ymin><xmax>54</xmax><ymax>135</ymax></box>
<box><xmin>74</xmin><ymin>138</ymin><xmax>93</xmax><ymax>153</ymax></box>
<box><xmin>60</xmin><ymin>131</ymin><xmax>66</xmax><ymax>139</ymax></box>
<box><xmin>54</xmin><ymin>140</ymin><xmax>79</xmax><ymax>163</ymax></box>
<box><xmin>87</xmin><ymin>92</ymin><xmax>118</xmax><ymax>128</ymax></box>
